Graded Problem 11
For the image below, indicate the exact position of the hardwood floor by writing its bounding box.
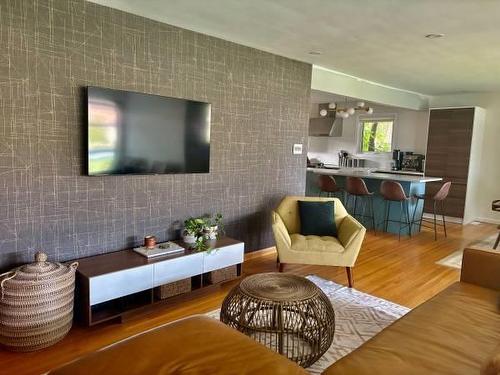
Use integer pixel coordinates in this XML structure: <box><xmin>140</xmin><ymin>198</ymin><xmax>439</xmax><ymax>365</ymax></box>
<box><xmin>1</xmin><ymin>222</ymin><xmax>496</xmax><ymax>375</ymax></box>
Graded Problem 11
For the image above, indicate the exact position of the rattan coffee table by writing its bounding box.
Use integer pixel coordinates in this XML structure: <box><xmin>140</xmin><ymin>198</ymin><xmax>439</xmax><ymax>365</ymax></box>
<box><xmin>220</xmin><ymin>272</ymin><xmax>335</xmax><ymax>367</ymax></box>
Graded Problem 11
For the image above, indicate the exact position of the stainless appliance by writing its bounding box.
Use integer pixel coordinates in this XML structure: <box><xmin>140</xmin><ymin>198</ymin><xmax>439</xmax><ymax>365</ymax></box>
<box><xmin>402</xmin><ymin>153</ymin><xmax>425</xmax><ymax>172</ymax></box>
<box><xmin>392</xmin><ymin>149</ymin><xmax>404</xmax><ymax>170</ymax></box>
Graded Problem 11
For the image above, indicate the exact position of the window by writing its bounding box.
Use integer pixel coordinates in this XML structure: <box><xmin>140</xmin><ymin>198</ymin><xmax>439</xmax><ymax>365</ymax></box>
<box><xmin>88</xmin><ymin>99</ymin><xmax>121</xmax><ymax>174</ymax></box>
<box><xmin>359</xmin><ymin>118</ymin><xmax>394</xmax><ymax>153</ymax></box>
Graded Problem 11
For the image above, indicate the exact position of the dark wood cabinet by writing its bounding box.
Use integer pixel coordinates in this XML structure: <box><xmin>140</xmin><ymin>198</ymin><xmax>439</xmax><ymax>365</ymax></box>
<box><xmin>424</xmin><ymin>108</ymin><xmax>475</xmax><ymax>218</ymax></box>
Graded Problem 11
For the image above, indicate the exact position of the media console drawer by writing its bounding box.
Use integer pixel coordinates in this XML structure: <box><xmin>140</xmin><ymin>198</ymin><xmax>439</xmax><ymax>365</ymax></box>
<box><xmin>203</xmin><ymin>243</ymin><xmax>244</xmax><ymax>273</ymax></box>
<box><xmin>153</xmin><ymin>252</ymin><xmax>204</xmax><ymax>287</ymax></box>
<box><xmin>89</xmin><ymin>265</ymin><xmax>153</xmax><ymax>305</ymax></box>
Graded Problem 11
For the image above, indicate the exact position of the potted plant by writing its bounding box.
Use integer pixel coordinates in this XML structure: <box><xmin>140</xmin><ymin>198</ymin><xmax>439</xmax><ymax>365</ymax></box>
<box><xmin>193</xmin><ymin>236</ymin><xmax>210</xmax><ymax>252</ymax></box>
<box><xmin>203</xmin><ymin>213</ymin><xmax>224</xmax><ymax>240</ymax></box>
<box><xmin>193</xmin><ymin>236</ymin><xmax>219</xmax><ymax>254</ymax></box>
<box><xmin>183</xmin><ymin>217</ymin><xmax>205</xmax><ymax>244</ymax></box>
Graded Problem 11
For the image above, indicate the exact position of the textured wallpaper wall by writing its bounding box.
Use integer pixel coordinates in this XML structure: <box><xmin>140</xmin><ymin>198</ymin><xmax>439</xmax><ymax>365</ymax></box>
<box><xmin>0</xmin><ymin>0</ymin><xmax>311</xmax><ymax>269</ymax></box>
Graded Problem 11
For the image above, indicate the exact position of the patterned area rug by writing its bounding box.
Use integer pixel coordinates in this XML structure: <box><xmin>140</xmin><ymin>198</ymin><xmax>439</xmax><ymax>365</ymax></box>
<box><xmin>436</xmin><ymin>234</ymin><xmax>499</xmax><ymax>269</ymax></box>
<box><xmin>206</xmin><ymin>275</ymin><xmax>409</xmax><ymax>374</ymax></box>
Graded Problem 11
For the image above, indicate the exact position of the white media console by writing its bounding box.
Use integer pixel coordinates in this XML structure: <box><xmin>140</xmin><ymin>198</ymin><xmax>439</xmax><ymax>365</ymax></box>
<box><xmin>75</xmin><ymin>237</ymin><xmax>244</xmax><ymax>326</ymax></box>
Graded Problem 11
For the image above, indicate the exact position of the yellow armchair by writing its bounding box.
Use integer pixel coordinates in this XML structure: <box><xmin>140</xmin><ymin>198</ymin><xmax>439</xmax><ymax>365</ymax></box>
<box><xmin>271</xmin><ymin>196</ymin><xmax>366</xmax><ymax>287</ymax></box>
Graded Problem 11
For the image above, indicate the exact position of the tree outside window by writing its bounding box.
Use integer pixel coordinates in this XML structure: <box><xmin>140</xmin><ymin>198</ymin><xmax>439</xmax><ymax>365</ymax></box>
<box><xmin>360</xmin><ymin>119</ymin><xmax>394</xmax><ymax>153</ymax></box>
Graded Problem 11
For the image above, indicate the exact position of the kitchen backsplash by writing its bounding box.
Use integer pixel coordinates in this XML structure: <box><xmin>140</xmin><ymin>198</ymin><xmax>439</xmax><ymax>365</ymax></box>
<box><xmin>308</xmin><ymin>101</ymin><xmax>429</xmax><ymax>169</ymax></box>
<box><xmin>307</xmin><ymin>138</ymin><xmax>394</xmax><ymax>169</ymax></box>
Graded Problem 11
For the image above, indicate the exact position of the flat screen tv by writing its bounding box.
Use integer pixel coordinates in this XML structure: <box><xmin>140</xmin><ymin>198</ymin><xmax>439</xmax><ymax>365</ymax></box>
<box><xmin>87</xmin><ymin>87</ymin><xmax>211</xmax><ymax>175</ymax></box>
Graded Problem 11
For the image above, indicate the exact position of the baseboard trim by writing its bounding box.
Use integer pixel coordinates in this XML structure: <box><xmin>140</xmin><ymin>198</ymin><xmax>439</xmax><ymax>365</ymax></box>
<box><xmin>474</xmin><ymin>217</ymin><xmax>500</xmax><ymax>225</ymax></box>
<box><xmin>421</xmin><ymin>213</ymin><xmax>500</xmax><ymax>226</ymax></box>
<box><xmin>422</xmin><ymin>213</ymin><xmax>463</xmax><ymax>224</ymax></box>
<box><xmin>244</xmin><ymin>246</ymin><xmax>276</xmax><ymax>260</ymax></box>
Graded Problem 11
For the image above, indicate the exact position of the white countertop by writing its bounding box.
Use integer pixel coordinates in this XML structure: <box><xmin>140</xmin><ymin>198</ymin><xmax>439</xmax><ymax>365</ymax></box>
<box><xmin>307</xmin><ymin>167</ymin><xmax>443</xmax><ymax>183</ymax></box>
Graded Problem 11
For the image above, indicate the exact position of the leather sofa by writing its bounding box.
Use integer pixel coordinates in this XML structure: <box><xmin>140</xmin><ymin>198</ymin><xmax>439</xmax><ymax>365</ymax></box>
<box><xmin>52</xmin><ymin>248</ymin><xmax>499</xmax><ymax>374</ymax></box>
<box><xmin>50</xmin><ymin>315</ymin><xmax>307</xmax><ymax>374</ymax></box>
<box><xmin>323</xmin><ymin>247</ymin><xmax>500</xmax><ymax>374</ymax></box>
<box><xmin>272</xmin><ymin>196</ymin><xmax>366</xmax><ymax>287</ymax></box>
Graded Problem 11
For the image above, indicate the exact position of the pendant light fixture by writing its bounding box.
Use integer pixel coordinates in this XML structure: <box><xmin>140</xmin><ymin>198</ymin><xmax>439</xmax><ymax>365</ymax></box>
<box><xmin>319</xmin><ymin>99</ymin><xmax>373</xmax><ymax>118</ymax></box>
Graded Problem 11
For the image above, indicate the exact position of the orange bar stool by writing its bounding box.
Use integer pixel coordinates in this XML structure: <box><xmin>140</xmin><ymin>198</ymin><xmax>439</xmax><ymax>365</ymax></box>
<box><xmin>493</xmin><ymin>200</ymin><xmax>500</xmax><ymax>249</ymax></box>
<box><xmin>380</xmin><ymin>180</ymin><xmax>412</xmax><ymax>240</ymax></box>
<box><xmin>412</xmin><ymin>181</ymin><xmax>452</xmax><ymax>241</ymax></box>
<box><xmin>345</xmin><ymin>176</ymin><xmax>376</xmax><ymax>232</ymax></box>
<box><xmin>318</xmin><ymin>175</ymin><xmax>344</xmax><ymax>200</ymax></box>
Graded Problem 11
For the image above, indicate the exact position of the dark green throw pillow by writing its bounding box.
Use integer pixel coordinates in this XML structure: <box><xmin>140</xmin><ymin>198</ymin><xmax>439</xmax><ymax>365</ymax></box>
<box><xmin>298</xmin><ymin>201</ymin><xmax>337</xmax><ymax>237</ymax></box>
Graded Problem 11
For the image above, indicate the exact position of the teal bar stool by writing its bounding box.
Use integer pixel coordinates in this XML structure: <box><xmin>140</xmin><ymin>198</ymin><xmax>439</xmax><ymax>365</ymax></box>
<box><xmin>380</xmin><ymin>180</ymin><xmax>412</xmax><ymax>240</ymax></box>
<box><xmin>345</xmin><ymin>176</ymin><xmax>376</xmax><ymax>233</ymax></box>
<box><xmin>412</xmin><ymin>181</ymin><xmax>452</xmax><ymax>240</ymax></box>
<box><xmin>318</xmin><ymin>175</ymin><xmax>344</xmax><ymax>201</ymax></box>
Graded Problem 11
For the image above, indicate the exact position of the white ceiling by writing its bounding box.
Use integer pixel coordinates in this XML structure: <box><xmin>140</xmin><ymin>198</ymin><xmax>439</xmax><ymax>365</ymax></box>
<box><xmin>91</xmin><ymin>0</ymin><xmax>500</xmax><ymax>95</ymax></box>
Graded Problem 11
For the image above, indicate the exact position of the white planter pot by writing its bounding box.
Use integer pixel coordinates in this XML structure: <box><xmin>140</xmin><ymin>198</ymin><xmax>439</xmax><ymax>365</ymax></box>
<box><xmin>183</xmin><ymin>233</ymin><xmax>197</xmax><ymax>244</ymax></box>
<box><xmin>204</xmin><ymin>225</ymin><xmax>218</xmax><ymax>240</ymax></box>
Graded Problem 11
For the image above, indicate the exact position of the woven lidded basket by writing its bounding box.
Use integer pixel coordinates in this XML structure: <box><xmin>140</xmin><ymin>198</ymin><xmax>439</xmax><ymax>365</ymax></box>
<box><xmin>0</xmin><ymin>251</ymin><xmax>78</xmax><ymax>352</ymax></box>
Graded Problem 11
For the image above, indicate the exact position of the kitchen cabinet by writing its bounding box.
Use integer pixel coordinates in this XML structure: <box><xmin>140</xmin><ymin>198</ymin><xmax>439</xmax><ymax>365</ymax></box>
<box><xmin>424</xmin><ymin>107</ymin><xmax>485</xmax><ymax>222</ymax></box>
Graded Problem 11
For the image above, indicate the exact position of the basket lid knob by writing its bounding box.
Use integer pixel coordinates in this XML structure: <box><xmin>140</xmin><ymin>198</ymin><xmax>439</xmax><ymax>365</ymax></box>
<box><xmin>35</xmin><ymin>251</ymin><xmax>48</xmax><ymax>263</ymax></box>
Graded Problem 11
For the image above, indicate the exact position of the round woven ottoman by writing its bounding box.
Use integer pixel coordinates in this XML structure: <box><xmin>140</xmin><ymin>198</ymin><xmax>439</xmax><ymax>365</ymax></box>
<box><xmin>220</xmin><ymin>273</ymin><xmax>335</xmax><ymax>367</ymax></box>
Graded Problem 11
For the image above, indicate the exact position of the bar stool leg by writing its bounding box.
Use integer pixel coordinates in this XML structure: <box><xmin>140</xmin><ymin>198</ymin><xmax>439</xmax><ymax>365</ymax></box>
<box><xmin>361</xmin><ymin>196</ymin><xmax>366</xmax><ymax>225</ymax></box>
<box><xmin>441</xmin><ymin>201</ymin><xmax>447</xmax><ymax>238</ymax></box>
<box><xmin>411</xmin><ymin>197</ymin><xmax>418</xmax><ymax>233</ymax></box>
<box><xmin>362</xmin><ymin>196</ymin><xmax>370</xmax><ymax>228</ymax></box>
<box><xmin>369</xmin><ymin>196</ymin><xmax>376</xmax><ymax>234</ymax></box>
<box><xmin>418</xmin><ymin>198</ymin><xmax>423</xmax><ymax>232</ymax></box>
<box><xmin>433</xmin><ymin>200</ymin><xmax>438</xmax><ymax>241</ymax></box>
<box><xmin>406</xmin><ymin>200</ymin><xmax>412</xmax><ymax>237</ymax></box>
<box><xmin>494</xmin><ymin>231</ymin><xmax>500</xmax><ymax>249</ymax></box>
<box><xmin>398</xmin><ymin>201</ymin><xmax>404</xmax><ymax>241</ymax></box>
<box><xmin>385</xmin><ymin>201</ymin><xmax>390</xmax><ymax>232</ymax></box>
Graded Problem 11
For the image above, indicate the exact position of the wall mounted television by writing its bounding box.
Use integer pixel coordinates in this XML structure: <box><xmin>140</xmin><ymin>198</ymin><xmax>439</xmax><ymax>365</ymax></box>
<box><xmin>86</xmin><ymin>87</ymin><xmax>211</xmax><ymax>176</ymax></box>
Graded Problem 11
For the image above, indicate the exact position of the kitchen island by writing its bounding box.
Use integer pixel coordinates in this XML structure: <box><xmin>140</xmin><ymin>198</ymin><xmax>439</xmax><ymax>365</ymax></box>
<box><xmin>306</xmin><ymin>167</ymin><xmax>443</xmax><ymax>235</ymax></box>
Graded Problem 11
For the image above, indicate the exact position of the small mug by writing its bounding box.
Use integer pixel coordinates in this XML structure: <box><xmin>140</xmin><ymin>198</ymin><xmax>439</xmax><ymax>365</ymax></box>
<box><xmin>144</xmin><ymin>235</ymin><xmax>157</xmax><ymax>249</ymax></box>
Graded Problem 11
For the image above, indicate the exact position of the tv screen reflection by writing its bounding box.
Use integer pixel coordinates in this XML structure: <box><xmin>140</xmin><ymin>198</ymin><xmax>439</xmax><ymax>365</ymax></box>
<box><xmin>87</xmin><ymin>87</ymin><xmax>211</xmax><ymax>175</ymax></box>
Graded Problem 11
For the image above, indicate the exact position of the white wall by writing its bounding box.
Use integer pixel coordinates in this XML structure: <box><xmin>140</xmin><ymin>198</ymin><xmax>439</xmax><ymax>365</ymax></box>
<box><xmin>430</xmin><ymin>93</ymin><xmax>500</xmax><ymax>224</ymax></box>
<box><xmin>312</xmin><ymin>66</ymin><xmax>430</xmax><ymax>110</ymax></box>
<box><xmin>308</xmin><ymin>102</ymin><xmax>429</xmax><ymax>169</ymax></box>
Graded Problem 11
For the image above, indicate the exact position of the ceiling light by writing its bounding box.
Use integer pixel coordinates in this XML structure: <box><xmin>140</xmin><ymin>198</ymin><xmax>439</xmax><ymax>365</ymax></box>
<box><xmin>318</xmin><ymin>99</ymin><xmax>373</xmax><ymax>118</ymax></box>
<box><xmin>308</xmin><ymin>51</ymin><xmax>322</xmax><ymax>55</ymax></box>
<box><xmin>425</xmin><ymin>33</ymin><xmax>444</xmax><ymax>39</ymax></box>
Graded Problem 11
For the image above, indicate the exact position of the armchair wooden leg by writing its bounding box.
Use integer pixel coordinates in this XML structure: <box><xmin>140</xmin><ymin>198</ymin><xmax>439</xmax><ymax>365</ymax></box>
<box><xmin>346</xmin><ymin>267</ymin><xmax>353</xmax><ymax>288</ymax></box>
<box><xmin>278</xmin><ymin>263</ymin><xmax>285</xmax><ymax>273</ymax></box>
